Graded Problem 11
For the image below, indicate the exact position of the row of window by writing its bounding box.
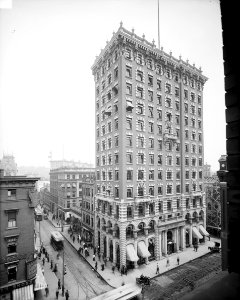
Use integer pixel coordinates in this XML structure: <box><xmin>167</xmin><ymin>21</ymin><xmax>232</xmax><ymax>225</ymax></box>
<box><xmin>96</xmin><ymin>169</ymin><xmax>203</xmax><ymax>181</ymax></box>
<box><xmin>96</xmin><ymin>48</ymin><xmax>203</xmax><ymax>93</ymax></box>
<box><xmin>97</xmin><ymin>120</ymin><xmax>202</xmax><ymax>140</ymax></box>
<box><xmin>97</xmin><ymin>182</ymin><xmax>202</xmax><ymax>198</ymax></box>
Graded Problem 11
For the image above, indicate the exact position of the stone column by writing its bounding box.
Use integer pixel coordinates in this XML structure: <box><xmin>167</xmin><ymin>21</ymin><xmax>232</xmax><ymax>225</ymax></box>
<box><xmin>176</xmin><ymin>227</ymin><xmax>179</xmax><ymax>252</ymax></box>
<box><xmin>119</xmin><ymin>223</ymin><xmax>126</xmax><ymax>268</ymax></box>
<box><xmin>145</xmin><ymin>236</ymin><xmax>149</xmax><ymax>265</ymax></box>
<box><xmin>159</xmin><ymin>230</ymin><xmax>162</xmax><ymax>259</ymax></box>
<box><xmin>189</xmin><ymin>221</ymin><xmax>193</xmax><ymax>247</ymax></box>
<box><xmin>134</xmin><ymin>234</ymin><xmax>138</xmax><ymax>269</ymax></box>
<box><xmin>164</xmin><ymin>230</ymin><xmax>168</xmax><ymax>256</ymax></box>
<box><xmin>106</xmin><ymin>235</ymin><xmax>109</xmax><ymax>259</ymax></box>
<box><xmin>113</xmin><ymin>239</ymin><xmax>116</xmax><ymax>264</ymax></box>
<box><xmin>181</xmin><ymin>226</ymin><xmax>185</xmax><ymax>250</ymax></box>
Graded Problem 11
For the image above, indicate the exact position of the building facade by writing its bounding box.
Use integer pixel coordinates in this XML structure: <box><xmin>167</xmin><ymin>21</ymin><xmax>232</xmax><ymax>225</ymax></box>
<box><xmin>0</xmin><ymin>155</ymin><xmax>18</xmax><ymax>176</ymax></box>
<box><xmin>92</xmin><ymin>24</ymin><xmax>208</xmax><ymax>269</ymax></box>
<box><xmin>0</xmin><ymin>169</ymin><xmax>39</xmax><ymax>300</ymax></box>
<box><xmin>205</xmin><ymin>174</ymin><xmax>221</xmax><ymax>237</ymax></box>
<box><xmin>49</xmin><ymin>165</ymin><xmax>95</xmax><ymax>220</ymax></box>
<box><xmin>81</xmin><ymin>175</ymin><xmax>96</xmax><ymax>244</ymax></box>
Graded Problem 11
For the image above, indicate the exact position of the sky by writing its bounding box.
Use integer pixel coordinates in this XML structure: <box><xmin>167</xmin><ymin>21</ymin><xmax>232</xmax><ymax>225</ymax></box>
<box><xmin>0</xmin><ymin>0</ymin><xmax>225</xmax><ymax>171</ymax></box>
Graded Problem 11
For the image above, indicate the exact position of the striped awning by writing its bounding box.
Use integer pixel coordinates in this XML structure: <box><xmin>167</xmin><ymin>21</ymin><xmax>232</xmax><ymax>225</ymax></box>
<box><xmin>126</xmin><ymin>244</ymin><xmax>139</xmax><ymax>262</ymax></box>
<box><xmin>199</xmin><ymin>225</ymin><xmax>210</xmax><ymax>236</ymax></box>
<box><xmin>192</xmin><ymin>227</ymin><xmax>203</xmax><ymax>239</ymax></box>
<box><xmin>12</xmin><ymin>284</ymin><xmax>34</xmax><ymax>300</ymax></box>
<box><xmin>34</xmin><ymin>263</ymin><xmax>47</xmax><ymax>291</ymax></box>
<box><xmin>137</xmin><ymin>241</ymin><xmax>151</xmax><ymax>258</ymax></box>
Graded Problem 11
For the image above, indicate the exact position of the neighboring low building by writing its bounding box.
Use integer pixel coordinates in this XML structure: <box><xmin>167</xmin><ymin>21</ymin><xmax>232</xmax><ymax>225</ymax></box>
<box><xmin>205</xmin><ymin>174</ymin><xmax>221</xmax><ymax>237</ymax></box>
<box><xmin>49</xmin><ymin>165</ymin><xmax>95</xmax><ymax>220</ymax></box>
<box><xmin>80</xmin><ymin>175</ymin><xmax>96</xmax><ymax>244</ymax></box>
<box><xmin>0</xmin><ymin>169</ymin><xmax>39</xmax><ymax>300</ymax></box>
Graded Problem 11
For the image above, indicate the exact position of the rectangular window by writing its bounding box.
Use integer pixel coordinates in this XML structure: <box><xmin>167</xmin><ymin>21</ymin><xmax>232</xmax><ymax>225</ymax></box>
<box><xmin>126</xmin><ymin>66</ymin><xmax>132</xmax><ymax>78</ymax></box>
<box><xmin>126</xmin><ymin>118</ymin><xmax>132</xmax><ymax>130</ymax></box>
<box><xmin>158</xmin><ymin>170</ymin><xmax>162</xmax><ymax>179</ymax></box>
<box><xmin>157</xmin><ymin>95</ymin><xmax>162</xmax><ymax>105</ymax></box>
<box><xmin>158</xmin><ymin>155</ymin><xmax>162</xmax><ymax>165</ymax></box>
<box><xmin>149</xmin><ymin>138</ymin><xmax>154</xmax><ymax>148</ymax></box>
<box><xmin>126</xmin><ymin>135</ymin><xmax>132</xmax><ymax>147</ymax></box>
<box><xmin>148</xmin><ymin>90</ymin><xmax>153</xmax><ymax>102</ymax></box>
<box><xmin>149</xmin><ymin>170</ymin><xmax>154</xmax><ymax>180</ymax></box>
<box><xmin>115</xmin><ymin>170</ymin><xmax>119</xmax><ymax>180</ymax></box>
<box><xmin>157</xmin><ymin>80</ymin><xmax>161</xmax><ymax>90</ymax></box>
<box><xmin>8</xmin><ymin>189</ymin><xmax>16</xmax><ymax>198</ymax></box>
<box><xmin>149</xmin><ymin>154</ymin><xmax>154</xmax><ymax>164</ymax></box>
<box><xmin>138</xmin><ymin>136</ymin><xmax>144</xmax><ymax>147</ymax></box>
<box><xmin>8</xmin><ymin>266</ymin><xmax>17</xmax><ymax>282</ymax></box>
<box><xmin>127</xmin><ymin>188</ymin><xmax>133</xmax><ymax>198</ymax></box>
<box><xmin>127</xmin><ymin>170</ymin><xmax>133</xmax><ymax>180</ymax></box>
<box><xmin>185</xmin><ymin>170</ymin><xmax>189</xmax><ymax>179</ymax></box>
<box><xmin>138</xmin><ymin>153</ymin><xmax>144</xmax><ymax>164</ymax></box>
<box><xmin>138</xmin><ymin>170</ymin><xmax>144</xmax><ymax>180</ymax></box>
<box><xmin>175</xmin><ymin>87</ymin><xmax>180</xmax><ymax>97</ymax></box>
<box><xmin>148</xmin><ymin>75</ymin><xmax>153</xmax><ymax>86</ymax></box>
<box><xmin>158</xmin><ymin>139</ymin><xmax>162</xmax><ymax>150</ymax></box>
<box><xmin>165</xmin><ymin>83</ymin><xmax>171</xmax><ymax>94</ymax></box>
<box><xmin>126</xmin><ymin>83</ymin><xmax>132</xmax><ymax>95</ymax></box>
<box><xmin>137</xmin><ymin>120</ymin><xmax>144</xmax><ymax>131</ymax></box>
<box><xmin>185</xmin><ymin>116</ymin><xmax>188</xmax><ymax>126</ymax></box>
<box><xmin>126</xmin><ymin>153</ymin><xmax>133</xmax><ymax>163</ymax></box>
<box><xmin>148</xmin><ymin>106</ymin><xmax>153</xmax><ymax>118</ymax></box>
<box><xmin>137</xmin><ymin>104</ymin><xmax>144</xmax><ymax>115</ymax></box>
<box><xmin>8</xmin><ymin>211</ymin><xmax>17</xmax><ymax>228</ymax></box>
<box><xmin>149</xmin><ymin>186</ymin><xmax>154</xmax><ymax>196</ymax></box>
<box><xmin>115</xmin><ymin>187</ymin><xmax>119</xmax><ymax>198</ymax></box>
<box><xmin>166</xmin><ymin>185</ymin><xmax>172</xmax><ymax>195</ymax></box>
<box><xmin>115</xmin><ymin>154</ymin><xmax>119</xmax><ymax>164</ymax></box>
<box><xmin>136</xmin><ymin>70</ymin><xmax>143</xmax><ymax>81</ymax></box>
<box><xmin>8</xmin><ymin>244</ymin><xmax>17</xmax><ymax>254</ymax></box>
<box><xmin>149</xmin><ymin>122</ymin><xmax>154</xmax><ymax>133</ymax></box>
<box><xmin>137</xmin><ymin>87</ymin><xmax>143</xmax><ymax>98</ymax></box>
<box><xmin>158</xmin><ymin>186</ymin><xmax>163</xmax><ymax>195</ymax></box>
<box><xmin>115</xmin><ymin>136</ymin><xmax>119</xmax><ymax>147</ymax></box>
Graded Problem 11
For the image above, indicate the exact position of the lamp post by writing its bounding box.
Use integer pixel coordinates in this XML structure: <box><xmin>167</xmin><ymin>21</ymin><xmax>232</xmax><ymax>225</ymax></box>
<box><xmin>62</xmin><ymin>240</ymin><xmax>65</xmax><ymax>295</ymax></box>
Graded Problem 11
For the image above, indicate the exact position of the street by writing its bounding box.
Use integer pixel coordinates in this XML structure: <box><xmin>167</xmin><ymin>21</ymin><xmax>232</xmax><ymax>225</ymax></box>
<box><xmin>143</xmin><ymin>252</ymin><xmax>221</xmax><ymax>300</ymax></box>
<box><xmin>35</xmin><ymin>218</ymin><xmax>112</xmax><ymax>300</ymax></box>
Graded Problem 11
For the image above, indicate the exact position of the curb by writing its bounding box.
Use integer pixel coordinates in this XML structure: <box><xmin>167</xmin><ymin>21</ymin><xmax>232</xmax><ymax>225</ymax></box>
<box><xmin>61</xmin><ymin>232</ymin><xmax>115</xmax><ymax>289</ymax></box>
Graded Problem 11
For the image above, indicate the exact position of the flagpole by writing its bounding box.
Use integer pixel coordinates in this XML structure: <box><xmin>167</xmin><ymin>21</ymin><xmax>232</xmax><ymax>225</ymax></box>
<box><xmin>158</xmin><ymin>0</ymin><xmax>160</xmax><ymax>49</ymax></box>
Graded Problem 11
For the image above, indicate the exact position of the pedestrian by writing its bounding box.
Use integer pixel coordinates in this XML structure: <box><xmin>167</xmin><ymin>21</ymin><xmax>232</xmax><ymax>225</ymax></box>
<box><xmin>62</xmin><ymin>285</ymin><xmax>65</xmax><ymax>296</ymax></box>
<box><xmin>166</xmin><ymin>258</ymin><xmax>170</xmax><ymax>267</ymax></box>
<box><xmin>47</xmin><ymin>253</ymin><xmax>50</xmax><ymax>263</ymax></box>
<box><xmin>73</xmin><ymin>236</ymin><xmax>75</xmax><ymax>243</ymax></box>
<box><xmin>156</xmin><ymin>263</ymin><xmax>160</xmax><ymax>274</ymax></box>
<box><xmin>177</xmin><ymin>256</ymin><xmax>180</xmax><ymax>265</ymax></box>
<box><xmin>58</xmin><ymin>278</ymin><xmax>61</xmax><ymax>289</ymax></box>
<box><xmin>45</xmin><ymin>285</ymin><xmax>49</xmax><ymax>297</ymax></box>
<box><xmin>56</xmin><ymin>288</ymin><xmax>59</xmax><ymax>299</ymax></box>
<box><xmin>208</xmin><ymin>235</ymin><xmax>211</xmax><ymax>241</ymax></box>
<box><xmin>112</xmin><ymin>265</ymin><xmax>115</xmax><ymax>274</ymax></box>
<box><xmin>42</xmin><ymin>257</ymin><xmax>45</xmax><ymax>266</ymax></box>
<box><xmin>104</xmin><ymin>257</ymin><xmax>107</xmax><ymax>266</ymax></box>
<box><xmin>95</xmin><ymin>261</ymin><xmax>98</xmax><ymax>270</ymax></box>
<box><xmin>50</xmin><ymin>259</ymin><xmax>53</xmax><ymax>269</ymax></box>
<box><xmin>93</xmin><ymin>247</ymin><xmax>96</xmax><ymax>255</ymax></box>
<box><xmin>196</xmin><ymin>245</ymin><xmax>198</xmax><ymax>252</ymax></box>
<box><xmin>65</xmin><ymin>289</ymin><xmax>69</xmax><ymax>300</ymax></box>
<box><xmin>93</xmin><ymin>254</ymin><xmax>95</xmax><ymax>261</ymax></box>
<box><xmin>53</xmin><ymin>263</ymin><xmax>57</xmax><ymax>273</ymax></box>
<box><xmin>117</xmin><ymin>264</ymin><xmax>120</xmax><ymax>272</ymax></box>
<box><xmin>101</xmin><ymin>263</ymin><xmax>104</xmax><ymax>271</ymax></box>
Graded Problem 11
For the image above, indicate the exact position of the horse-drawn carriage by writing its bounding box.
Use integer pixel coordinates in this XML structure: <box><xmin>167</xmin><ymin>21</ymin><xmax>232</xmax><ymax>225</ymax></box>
<box><xmin>136</xmin><ymin>274</ymin><xmax>151</xmax><ymax>286</ymax></box>
<box><xmin>208</xmin><ymin>241</ymin><xmax>221</xmax><ymax>253</ymax></box>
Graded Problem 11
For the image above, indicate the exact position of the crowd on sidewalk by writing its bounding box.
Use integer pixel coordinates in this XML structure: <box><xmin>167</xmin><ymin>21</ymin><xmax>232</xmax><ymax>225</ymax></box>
<box><xmin>43</xmin><ymin>207</ymin><xmax>221</xmax><ymax>290</ymax></box>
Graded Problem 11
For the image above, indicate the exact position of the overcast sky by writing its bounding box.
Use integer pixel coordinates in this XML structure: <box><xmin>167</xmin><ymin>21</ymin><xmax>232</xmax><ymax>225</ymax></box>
<box><xmin>0</xmin><ymin>0</ymin><xmax>225</xmax><ymax>171</ymax></box>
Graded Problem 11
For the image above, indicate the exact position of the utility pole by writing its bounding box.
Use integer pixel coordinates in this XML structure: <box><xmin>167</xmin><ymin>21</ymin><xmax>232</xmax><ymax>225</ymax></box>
<box><xmin>62</xmin><ymin>240</ymin><xmax>65</xmax><ymax>293</ymax></box>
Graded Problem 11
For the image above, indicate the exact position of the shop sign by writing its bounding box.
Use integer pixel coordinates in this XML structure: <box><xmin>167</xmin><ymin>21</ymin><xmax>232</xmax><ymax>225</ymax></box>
<box><xmin>26</xmin><ymin>258</ymin><xmax>37</xmax><ymax>280</ymax></box>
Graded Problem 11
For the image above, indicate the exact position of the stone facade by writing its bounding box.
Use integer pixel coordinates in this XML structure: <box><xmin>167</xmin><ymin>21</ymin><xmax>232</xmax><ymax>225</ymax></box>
<box><xmin>92</xmin><ymin>24</ymin><xmax>208</xmax><ymax>269</ymax></box>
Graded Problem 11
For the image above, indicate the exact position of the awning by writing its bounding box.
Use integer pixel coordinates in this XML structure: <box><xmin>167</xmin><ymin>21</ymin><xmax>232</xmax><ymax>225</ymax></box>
<box><xmin>126</xmin><ymin>244</ymin><xmax>139</xmax><ymax>262</ymax></box>
<box><xmin>13</xmin><ymin>284</ymin><xmax>34</xmax><ymax>300</ymax></box>
<box><xmin>192</xmin><ymin>227</ymin><xmax>203</xmax><ymax>239</ymax></box>
<box><xmin>199</xmin><ymin>225</ymin><xmax>210</xmax><ymax>236</ymax></box>
<box><xmin>34</xmin><ymin>263</ymin><xmax>47</xmax><ymax>291</ymax></box>
<box><xmin>137</xmin><ymin>241</ymin><xmax>151</xmax><ymax>258</ymax></box>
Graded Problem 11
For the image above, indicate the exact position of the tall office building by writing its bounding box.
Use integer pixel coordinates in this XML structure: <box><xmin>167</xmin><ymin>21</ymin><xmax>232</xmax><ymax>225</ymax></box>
<box><xmin>91</xmin><ymin>24</ymin><xmax>208</xmax><ymax>269</ymax></box>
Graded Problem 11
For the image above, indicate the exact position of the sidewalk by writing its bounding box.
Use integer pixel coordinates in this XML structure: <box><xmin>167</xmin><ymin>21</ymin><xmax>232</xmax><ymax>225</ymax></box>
<box><xmin>46</xmin><ymin>212</ymin><xmax>220</xmax><ymax>289</ymax></box>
